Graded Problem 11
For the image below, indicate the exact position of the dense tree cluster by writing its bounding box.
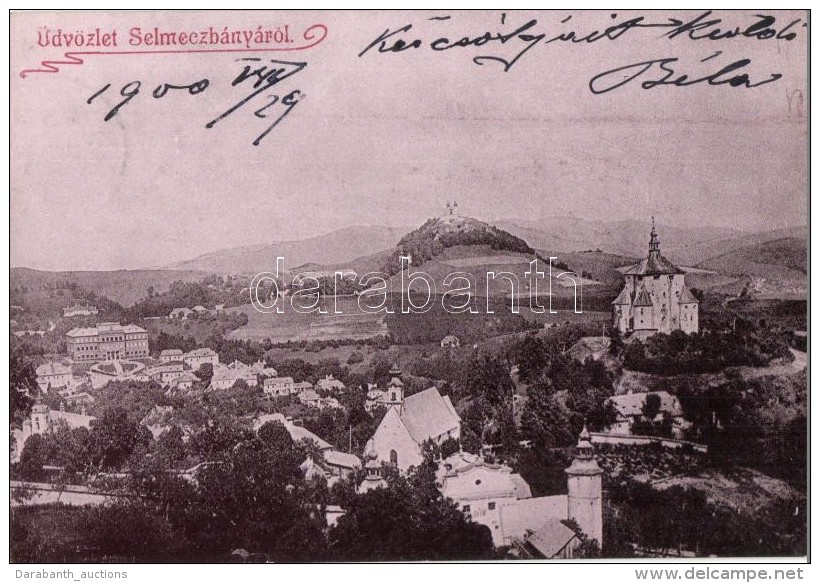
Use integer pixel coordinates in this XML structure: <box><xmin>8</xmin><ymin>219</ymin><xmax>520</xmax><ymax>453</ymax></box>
<box><xmin>604</xmin><ymin>479</ymin><xmax>806</xmax><ymax>557</ymax></box>
<box><xmin>18</xmin><ymin>407</ymin><xmax>151</xmax><ymax>481</ymax></box>
<box><xmin>328</xmin><ymin>453</ymin><xmax>494</xmax><ymax>561</ymax></box>
<box><xmin>621</xmin><ymin>324</ymin><xmax>794</xmax><ymax>375</ymax></box>
<box><xmin>675</xmin><ymin>371</ymin><xmax>807</xmax><ymax>489</ymax></box>
<box><xmin>126</xmin><ymin>277</ymin><xmax>249</xmax><ymax>319</ymax></box>
<box><xmin>519</xmin><ymin>350</ymin><xmax>617</xmax><ymax>448</ymax></box>
<box><xmin>457</xmin><ymin>356</ymin><xmax>518</xmax><ymax>453</ymax></box>
<box><xmin>11</xmin><ymin>421</ymin><xmax>494</xmax><ymax>562</ymax></box>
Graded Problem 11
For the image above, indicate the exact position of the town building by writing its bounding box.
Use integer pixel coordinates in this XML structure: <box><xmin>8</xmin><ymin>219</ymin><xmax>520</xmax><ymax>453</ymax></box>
<box><xmin>316</xmin><ymin>374</ymin><xmax>345</xmax><ymax>393</ymax></box>
<box><xmin>356</xmin><ymin>427</ymin><xmax>605</xmax><ymax>556</ymax></box>
<box><xmin>167</xmin><ymin>371</ymin><xmax>198</xmax><ymax>393</ymax></box>
<box><xmin>63</xmin><ymin>304</ymin><xmax>98</xmax><ymax>317</ymax></box>
<box><xmin>293</xmin><ymin>381</ymin><xmax>313</xmax><ymax>393</ymax></box>
<box><xmin>323</xmin><ymin>450</ymin><xmax>362</xmax><ymax>477</ymax></box>
<box><xmin>144</xmin><ymin>362</ymin><xmax>185</xmax><ymax>385</ymax></box>
<box><xmin>65</xmin><ymin>322</ymin><xmax>149</xmax><ymax>362</ymax></box>
<box><xmin>357</xmin><ymin>450</ymin><xmax>388</xmax><ymax>494</ymax></box>
<box><xmin>299</xmin><ymin>389</ymin><xmax>321</xmax><ymax>406</ymax></box>
<box><xmin>485</xmin><ymin>428</ymin><xmax>602</xmax><ymax>556</ymax></box>
<box><xmin>159</xmin><ymin>349</ymin><xmax>184</xmax><ymax>363</ymax></box>
<box><xmin>605</xmin><ymin>390</ymin><xmax>690</xmax><ymax>439</ymax></box>
<box><xmin>249</xmin><ymin>360</ymin><xmax>278</xmax><ymax>377</ymax></box>
<box><xmin>35</xmin><ymin>361</ymin><xmax>73</xmax><ymax>392</ymax></box>
<box><xmin>263</xmin><ymin>376</ymin><xmax>296</xmax><ymax>397</ymax></box>
<box><xmin>612</xmin><ymin>221</ymin><xmax>699</xmax><ymax>338</ymax></box>
<box><xmin>183</xmin><ymin>347</ymin><xmax>219</xmax><ymax>369</ymax></box>
<box><xmin>169</xmin><ymin>307</ymin><xmax>193</xmax><ymax>320</ymax></box>
<box><xmin>367</xmin><ymin>385</ymin><xmax>460</xmax><ymax>471</ymax></box>
<box><xmin>11</xmin><ymin>397</ymin><xmax>96</xmax><ymax>462</ymax></box>
<box><xmin>209</xmin><ymin>364</ymin><xmax>258</xmax><ymax>390</ymax></box>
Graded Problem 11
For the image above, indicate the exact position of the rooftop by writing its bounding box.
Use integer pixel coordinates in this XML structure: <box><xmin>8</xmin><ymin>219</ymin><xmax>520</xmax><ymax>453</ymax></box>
<box><xmin>400</xmin><ymin>387</ymin><xmax>460</xmax><ymax>444</ymax></box>
<box><xmin>36</xmin><ymin>361</ymin><xmax>72</xmax><ymax>376</ymax></box>
<box><xmin>525</xmin><ymin>520</ymin><xmax>578</xmax><ymax>558</ymax></box>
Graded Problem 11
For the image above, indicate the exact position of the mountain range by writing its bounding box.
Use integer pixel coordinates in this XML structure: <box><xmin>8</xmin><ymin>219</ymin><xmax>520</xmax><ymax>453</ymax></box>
<box><xmin>11</xmin><ymin>217</ymin><xmax>807</xmax><ymax>306</ymax></box>
<box><xmin>165</xmin><ymin>216</ymin><xmax>806</xmax><ymax>276</ymax></box>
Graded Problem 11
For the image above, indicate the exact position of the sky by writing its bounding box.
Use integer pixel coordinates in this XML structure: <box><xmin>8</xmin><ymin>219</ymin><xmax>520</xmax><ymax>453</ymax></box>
<box><xmin>10</xmin><ymin>10</ymin><xmax>808</xmax><ymax>270</ymax></box>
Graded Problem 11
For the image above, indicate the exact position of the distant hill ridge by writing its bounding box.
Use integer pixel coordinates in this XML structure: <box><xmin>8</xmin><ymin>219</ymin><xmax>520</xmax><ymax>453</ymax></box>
<box><xmin>165</xmin><ymin>225</ymin><xmax>408</xmax><ymax>274</ymax></box>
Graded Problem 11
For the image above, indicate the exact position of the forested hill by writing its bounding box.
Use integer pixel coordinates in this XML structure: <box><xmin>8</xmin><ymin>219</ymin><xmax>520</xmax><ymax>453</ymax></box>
<box><xmin>382</xmin><ymin>216</ymin><xmax>538</xmax><ymax>275</ymax></box>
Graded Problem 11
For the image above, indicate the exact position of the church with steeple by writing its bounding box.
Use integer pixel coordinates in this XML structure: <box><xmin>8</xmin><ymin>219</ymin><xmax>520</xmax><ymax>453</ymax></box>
<box><xmin>612</xmin><ymin>220</ymin><xmax>699</xmax><ymax>338</ymax></box>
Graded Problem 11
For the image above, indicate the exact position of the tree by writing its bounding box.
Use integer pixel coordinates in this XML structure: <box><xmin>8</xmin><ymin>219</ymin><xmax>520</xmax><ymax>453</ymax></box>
<box><xmin>80</xmin><ymin>499</ymin><xmax>180</xmax><ymax>560</ymax></box>
<box><xmin>258</xmin><ymin>420</ymin><xmax>294</xmax><ymax>452</ymax></box>
<box><xmin>10</xmin><ymin>352</ymin><xmax>36</xmax><ymax>426</ymax></box>
<box><xmin>19</xmin><ymin>434</ymin><xmax>49</xmax><ymax>481</ymax></box>
<box><xmin>517</xmin><ymin>336</ymin><xmax>550</xmax><ymax>383</ymax></box>
<box><xmin>89</xmin><ymin>407</ymin><xmax>150</xmax><ymax>470</ymax></box>
<box><xmin>463</xmin><ymin>355</ymin><xmax>515</xmax><ymax>406</ymax></box>
<box><xmin>642</xmin><ymin>393</ymin><xmax>662</xmax><ymax>420</ymax></box>
<box><xmin>156</xmin><ymin>425</ymin><xmax>187</xmax><ymax>466</ymax></box>
<box><xmin>195</xmin><ymin>363</ymin><xmax>214</xmax><ymax>385</ymax></box>
<box><xmin>520</xmin><ymin>380</ymin><xmax>575</xmax><ymax>449</ymax></box>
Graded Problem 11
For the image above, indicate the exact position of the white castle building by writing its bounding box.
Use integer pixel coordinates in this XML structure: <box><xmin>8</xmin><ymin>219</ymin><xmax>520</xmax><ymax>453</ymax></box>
<box><xmin>612</xmin><ymin>221</ymin><xmax>699</xmax><ymax>338</ymax></box>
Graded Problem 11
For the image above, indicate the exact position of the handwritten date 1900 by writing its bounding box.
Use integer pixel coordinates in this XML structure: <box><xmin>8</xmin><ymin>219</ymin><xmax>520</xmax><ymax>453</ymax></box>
<box><xmin>87</xmin><ymin>58</ymin><xmax>306</xmax><ymax>146</ymax></box>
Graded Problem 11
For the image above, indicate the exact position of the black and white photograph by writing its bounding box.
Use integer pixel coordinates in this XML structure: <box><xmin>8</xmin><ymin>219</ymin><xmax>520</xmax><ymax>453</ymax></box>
<box><xmin>7</xmin><ymin>8</ymin><xmax>809</xmax><ymax>570</ymax></box>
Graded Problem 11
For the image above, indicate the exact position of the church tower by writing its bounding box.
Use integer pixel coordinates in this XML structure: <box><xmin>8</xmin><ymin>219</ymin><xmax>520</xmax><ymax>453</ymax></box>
<box><xmin>566</xmin><ymin>426</ymin><xmax>603</xmax><ymax>549</ymax></box>
<box><xmin>385</xmin><ymin>363</ymin><xmax>405</xmax><ymax>409</ymax></box>
<box><xmin>30</xmin><ymin>391</ymin><xmax>51</xmax><ymax>434</ymax></box>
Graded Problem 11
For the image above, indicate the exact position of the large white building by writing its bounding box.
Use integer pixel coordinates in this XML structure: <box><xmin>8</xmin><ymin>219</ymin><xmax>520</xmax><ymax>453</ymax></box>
<box><xmin>65</xmin><ymin>322</ymin><xmax>149</xmax><ymax>362</ymax></box>
<box><xmin>612</xmin><ymin>222</ymin><xmax>699</xmax><ymax>338</ymax></box>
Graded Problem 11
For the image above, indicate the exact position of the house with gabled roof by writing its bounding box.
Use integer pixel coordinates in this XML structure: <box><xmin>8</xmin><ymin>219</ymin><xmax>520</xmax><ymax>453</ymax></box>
<box><xmin>35</xmin><ymin>361</ymin><xmax>73</xmax><ymax>392</ymax></box>
<box><xmin>183</xmin><ymin>347</ymin><xmax>219</xmax><ymax>369</ymax></box>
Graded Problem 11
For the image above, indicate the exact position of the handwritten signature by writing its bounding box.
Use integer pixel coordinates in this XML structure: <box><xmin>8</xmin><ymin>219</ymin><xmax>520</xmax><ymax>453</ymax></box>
<box><xmin>589</xmin><ymin>54</ymin><xmax>782</xmax><ymax>94</ymax></box>
<box><xmin>87</xmin><ymin>58</ymin><xmax>305</xmax><ymax>146</ymax></box>
<box><xmin>360</xmin><ymin>11</ymin><xmax>804</xmax><ymax>93</ymax></box>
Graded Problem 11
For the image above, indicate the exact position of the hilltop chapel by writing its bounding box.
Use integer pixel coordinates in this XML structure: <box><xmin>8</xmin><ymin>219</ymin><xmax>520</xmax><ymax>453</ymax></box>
<box><xmin>612</xmin><ymin>220</ymin><xmax>699</xmax><ymax>338</ymax></box>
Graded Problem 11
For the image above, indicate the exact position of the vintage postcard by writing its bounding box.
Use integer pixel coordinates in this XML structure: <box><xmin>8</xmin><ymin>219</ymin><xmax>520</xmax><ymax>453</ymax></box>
<box><xmin>8</xmin><ymin>9</ymin><xmax>808</xmax><ymax>567</ymax></box>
